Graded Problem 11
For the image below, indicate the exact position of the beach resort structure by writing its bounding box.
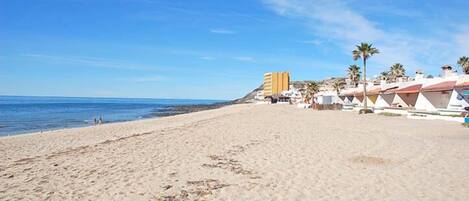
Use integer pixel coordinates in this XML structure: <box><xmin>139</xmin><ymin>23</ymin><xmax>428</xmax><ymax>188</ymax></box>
<box><xmin>328</xmin><ymin>65</ymin><xmax>469</xmax><ymax>121</ymax></box>
<box><xmin>257</xmin><ymin>67</ymin><xmax>468</xmax><ymax>121</ymax></box>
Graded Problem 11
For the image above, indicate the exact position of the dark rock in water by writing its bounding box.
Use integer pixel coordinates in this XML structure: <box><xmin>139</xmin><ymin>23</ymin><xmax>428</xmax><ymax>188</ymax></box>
<box><xmin>150</xmin><ymin>102</ymin><xmax>232</xmax><ymax>117</ymax></box>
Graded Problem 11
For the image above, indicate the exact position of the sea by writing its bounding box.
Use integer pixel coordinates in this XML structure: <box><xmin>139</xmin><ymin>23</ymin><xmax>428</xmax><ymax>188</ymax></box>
<box><xmin>0</xmin><ymin>96</ymin><xmax>225</xmax><ymax>137</ymax></box>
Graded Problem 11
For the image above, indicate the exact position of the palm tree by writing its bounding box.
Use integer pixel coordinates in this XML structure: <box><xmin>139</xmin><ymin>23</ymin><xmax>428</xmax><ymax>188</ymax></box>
<box><xmin>332</xmin><ymin>79</ymin><xmax>345</xmax><ymax>95</ymax></box>
<box><xmin>389</xmin><ymin>63</ymin><xmax>406</xmax><ymax>81</ymax></box>
<box><xmin>347</xmin><ymin>65</ymin><xmax>361</xmax><ymax>87</ymax></box>
<box><xmin>306</xmin><ymin>81</ymin><xmax>320</xmax><ymax>104</ymax></box>
<box><xmin>458</xmin><ymin>56</ymin><xmax>469</xmax><ymax>74</ymax></box>
<box><xmin>352</xmin><ymin>43</ymin><xmax>379</xmax><ymax>111</ymax></box>
<box><xmin>380</xmin><ymin>71</ymin><xmax>389</xmax><ymax>81</ymax></box>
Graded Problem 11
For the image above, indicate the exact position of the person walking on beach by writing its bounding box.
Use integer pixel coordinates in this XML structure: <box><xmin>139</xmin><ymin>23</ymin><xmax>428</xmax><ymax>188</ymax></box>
<box><xmin>93</xmin><ymin>118</ymin><xmax>97</xmax><ymax>125</ymax></box>
<box><xmin>98</xmin><ymin>116</ymin><xmax>103</xmax><ymax>125</ymax></box>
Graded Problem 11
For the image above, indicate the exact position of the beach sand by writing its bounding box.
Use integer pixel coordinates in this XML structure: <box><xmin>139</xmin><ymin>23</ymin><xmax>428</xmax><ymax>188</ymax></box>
<box><xmin>1</xmin><ymin>104</ymin><xmax>468</xmax><ymax>200</ymax></box>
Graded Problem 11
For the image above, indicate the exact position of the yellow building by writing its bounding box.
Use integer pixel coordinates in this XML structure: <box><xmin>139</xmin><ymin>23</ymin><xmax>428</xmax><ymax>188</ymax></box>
<box><xmin>263</xmin><ymin>72</ymin><xmax>290</xmax><ymax>98</ymax></box>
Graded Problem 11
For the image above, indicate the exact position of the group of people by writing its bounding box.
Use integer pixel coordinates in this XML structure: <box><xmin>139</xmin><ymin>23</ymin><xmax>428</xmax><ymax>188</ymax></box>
<box><xmin>93</xmin><ymin>116</ymin><xmax>104</xmax><ymax>125</ymax></box>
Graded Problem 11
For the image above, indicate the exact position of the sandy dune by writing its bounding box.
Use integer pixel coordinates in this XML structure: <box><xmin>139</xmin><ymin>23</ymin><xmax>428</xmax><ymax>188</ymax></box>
<box><xmin>1</xmin><ymin>104</ymin><xmax>468</xmax><ymax>200</ymax></box>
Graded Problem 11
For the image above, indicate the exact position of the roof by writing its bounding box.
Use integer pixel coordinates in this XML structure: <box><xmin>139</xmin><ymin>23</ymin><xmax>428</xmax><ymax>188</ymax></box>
<box><xmin>344</xmin><ymin>90</ymin><xmax>356</xmax><ymax>96</ymax></box>
<box><xmin>455</xmin><ymin>81</ymin><xmax>469</xmax><ymax>90</ymax></box>
<box><xmin>396</xmin><ymin>84</ymin><xmax>422</xmax><ymax>94</ymax></box>
<box><xmin>421</xmin><ymin>81</ymin><xmax>456</xmax><ymax>92</ymax></box>
<box><xmin>381</xmin><ymin>86</ymin><xmax>399</xmax><ymax>94</ymax></box>
<box><xmin>367</xmin><ymin>86</ymin><xmax>381</xmax><ymax>95</ymax></box>
<box><xmin>340</xmin><ymin>88</ymin><xmax>356</xmax><ymax>96</ymax></box>
<box><xmin>353</xmin><ymin>88</ymin><xmax>364</xmax><ymax>96</ymax></box>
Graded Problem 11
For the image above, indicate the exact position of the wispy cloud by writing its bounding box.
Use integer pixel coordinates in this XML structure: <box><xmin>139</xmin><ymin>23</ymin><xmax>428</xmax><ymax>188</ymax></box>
<box><xmin>262</xmin><ymin>0</ymin><xmax>465</xmax><ymax>73</ymax></box>
<box><xmin>234</xmin><ymin>56</ymin><xmax>254</xmax><ymax>62</ymax></box>
<box><xmin>210</xmin><ymin>28</ymin><xmax>236</xmax><ymax>34</ymax></box>
<box><xmin>22</xmin><ymin>54</ymin><xmax>162</xmax><ymax>71</ymax></box>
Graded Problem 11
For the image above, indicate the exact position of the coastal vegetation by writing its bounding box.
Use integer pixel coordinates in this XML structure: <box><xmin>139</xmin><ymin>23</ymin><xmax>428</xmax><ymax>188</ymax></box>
<box><xmin>389</xmin><ymin>63</ymin><xmax>406</xmax><ymax>81</ymax></box>
<box><xmin>379</xmin><ymin>71</ymin><xmax>389</xmax><ymax>81</ymax></box>
<box><xmin>332</xmin><ymin>79</ymin><xmax>345</xmax><ymax>95</ymax></box>
<box><xmin>458</xmin><ymin>56</ymin><xmax>469</xmax><ymax>74</ymax></box>
<box><xmin>352</xmin><ymin>42</ymin><xmax>380</xmax><ymax>111</ymax></box>
<box><xmin>347</xmin><ymin>65</ymin><xmax>361</xmax><ymax>87</ymax></box>
<box><xmin>305</xmin><ymin>81</ymin><xmax>320</xmax><ymax>104</ymax></box>
<box><xmin>378</xmin><ymin>63</ymin><xmax>406</xmax><ymax>82</ymax></box>
<box><xmin>378</xmin><ymin>112</ymin><xmax>402</xmax><ymax>117</ymax></box>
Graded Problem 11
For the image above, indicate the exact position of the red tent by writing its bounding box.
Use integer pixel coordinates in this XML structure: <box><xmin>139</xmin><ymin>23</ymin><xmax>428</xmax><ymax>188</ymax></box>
<box><xmin>421</xmin><ymin>81</ymin><xmax>456</xmax><ymax>92</ymax></box>
<box><xmin>367</xmin><ymin>87</ymin><xmax>381</xmax><ymax>95</ymax></box>
<box><xmin>353</xmin><ymin>88</ymin><xmax>364</xmax><ymax>97</ymax></box>
<box><xmin>396</xmin><ymin>84</ymin><xmax>422</xmax><ymax>94</ymax></box>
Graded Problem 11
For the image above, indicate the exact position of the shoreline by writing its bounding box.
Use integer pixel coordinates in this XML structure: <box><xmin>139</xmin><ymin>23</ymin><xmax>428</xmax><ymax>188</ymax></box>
<box><xmin>0</xmin><ymin>101</ymin><xmax>233</xmax><ymax>138</ymax></box>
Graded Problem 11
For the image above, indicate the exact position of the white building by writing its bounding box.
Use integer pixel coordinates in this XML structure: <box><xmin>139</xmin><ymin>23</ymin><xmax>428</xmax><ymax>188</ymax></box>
<box><xmin>282</xmin><ymin>85</ymin><xmax>304</xmax><ymax>104</ymax></box>
<box><xmin>314</xmin><ymin>90</ymin><xmax>342</xmax><ymax>104</ymax></box>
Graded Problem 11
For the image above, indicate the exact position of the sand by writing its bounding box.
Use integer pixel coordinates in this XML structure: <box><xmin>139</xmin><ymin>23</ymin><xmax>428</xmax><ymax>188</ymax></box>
<box><xmin>1</xmin><ymin>104</ymin><xmax>468</xmax><ymax>201</ymax></box>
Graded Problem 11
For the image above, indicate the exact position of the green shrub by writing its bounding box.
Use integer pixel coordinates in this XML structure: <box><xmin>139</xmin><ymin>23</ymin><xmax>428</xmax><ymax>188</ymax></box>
<box><xmin>359</xmin><ymin>109</ymin><xmax>373</xmax><ymax>114</ymax></box>
<box><xmin>441</xmin><ymin>114</ymin><xmax>463</xmax><ymax>118</ymax></box>
<box><xmin>378</xmin><ymin>112</ymin><xmax>401</xmax><ymax>117</ymax></box>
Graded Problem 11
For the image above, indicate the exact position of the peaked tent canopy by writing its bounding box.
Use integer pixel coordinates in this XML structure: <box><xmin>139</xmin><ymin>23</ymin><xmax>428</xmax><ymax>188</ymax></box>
<box><xmin>353</xmin><ymin>88</ymin><xmax>364</xmax><ymax>97</ymax></box>
<box><xmin>396</xmin><ymin>84</ymin><xmax>422</xmax><ymax>94</ymax></box>
<box><xmin>367</xmin><ymin>86</ymin><xmax>381</xmax><ymax>95</ymax></box>
<box><xmin>421</xmin><ymin>81</ymin><xmax>456</xmax><ymax>92</ymax></box>
<box><xmin>340</xmin><ymin>89</ymin><xmax>357</xmax><ymax>96</ymax></box>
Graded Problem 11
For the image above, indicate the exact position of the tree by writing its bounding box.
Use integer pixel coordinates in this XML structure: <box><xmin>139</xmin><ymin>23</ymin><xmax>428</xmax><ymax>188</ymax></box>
<box><xmin>347</xmin><ymin>65</ymin><xmax>361</xmax><ymax>87</ymax></box>
<box><xmin>352</xmin><ymin>42</ymin><xmax>379</xmax><ymax>111</ymax></box>
<box><xmin>306</xmin><ymin>81</ymin><xmax>320</xmax><ymax>104</ymax></box>
<box><xmin>458</xmin><ymin>56</ymin><xmax>469</xmax><ymax>74</ymax></box>
<box><xmin>332</xmin><ymin>79</ymin><xmax>345</xmax><ymax>95</ymax></box>
<box><xmin>389</xmin><ymin>63</ymin><xmax>406</xmax><ymax>81</ymax></box>
<box><xmin>380</xmin><ymin>71</ymin><xmax>390</xmax><ymax>81</ymax></box>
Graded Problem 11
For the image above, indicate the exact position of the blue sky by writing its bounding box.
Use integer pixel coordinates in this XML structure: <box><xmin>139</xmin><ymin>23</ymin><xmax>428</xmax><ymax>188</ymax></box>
<box><xmin>1</xmin><ymin>0</ymin><xmax>468</xmax><ymax>100</ymax></box>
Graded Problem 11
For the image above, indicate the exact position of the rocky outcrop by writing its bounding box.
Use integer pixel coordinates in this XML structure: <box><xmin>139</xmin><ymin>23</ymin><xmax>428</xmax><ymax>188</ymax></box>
<box><xmin>231</xmin><ymin>84</ymin><xmax>263</xmax><ymax>104</ymax></box>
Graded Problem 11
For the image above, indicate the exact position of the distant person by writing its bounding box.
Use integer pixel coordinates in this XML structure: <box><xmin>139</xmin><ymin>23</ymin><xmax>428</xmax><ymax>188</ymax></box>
<box><xmin>99</xmin><ymin>116</ymin><xmax>103</xmax><ymax>125</ymax></box>
<box><xmin>93</xmin><ymin>118</ymin><xmax>97</xmax><ymax>125</ymax></box>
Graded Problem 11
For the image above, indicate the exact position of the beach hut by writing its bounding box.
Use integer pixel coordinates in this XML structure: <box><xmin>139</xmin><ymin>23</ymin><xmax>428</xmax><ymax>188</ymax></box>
<box><xmin>340</xmin><ymin>89</ymin><xmax>356</xmax><ymax>104</ymax></box>
<box><xmin>352</xmin><ymin>88</ymin><xmax>364</xmax><ymax>106</ymax></box>
<box><xmin>365</xmin><ymin>86</ymin><xmax>381</xmax><ymax>107</ymax></box>
<box><xmin>448</xmin><ymin>80</ymin><xmax>469</xmax><ymax>111</ymax></box>
<box><xmin>315</xmin><ymin>91</ymin><xmax>341</xmax><ymax>104</ymax></box>
<box><xmin>375</xmin><ymin>85</ymin><xmax>398</xmax><ymax>108</ymax></box>
<box><xmin>415</xmin><ymin>81</ymin><xmax>456</xmax><ymax>111</ymax></box>
<box><xmin>392</xmin><ymin>83</ymin><xmax>422</xmax><ymax>108</ymax></box>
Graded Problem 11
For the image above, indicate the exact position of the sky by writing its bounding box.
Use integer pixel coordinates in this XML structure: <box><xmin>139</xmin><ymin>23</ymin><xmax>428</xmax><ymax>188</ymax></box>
<box><xmin>1</xmin><ymin>0</ymin><xmax>468</xmax><ymax>100</ymax></box>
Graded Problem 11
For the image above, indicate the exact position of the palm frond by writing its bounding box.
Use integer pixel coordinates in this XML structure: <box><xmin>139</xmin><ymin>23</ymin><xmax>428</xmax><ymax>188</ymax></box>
<box><xmin>458</xmin><ymin>56</ymin><xmax>469</xmax><ymax>74</ymax></box>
